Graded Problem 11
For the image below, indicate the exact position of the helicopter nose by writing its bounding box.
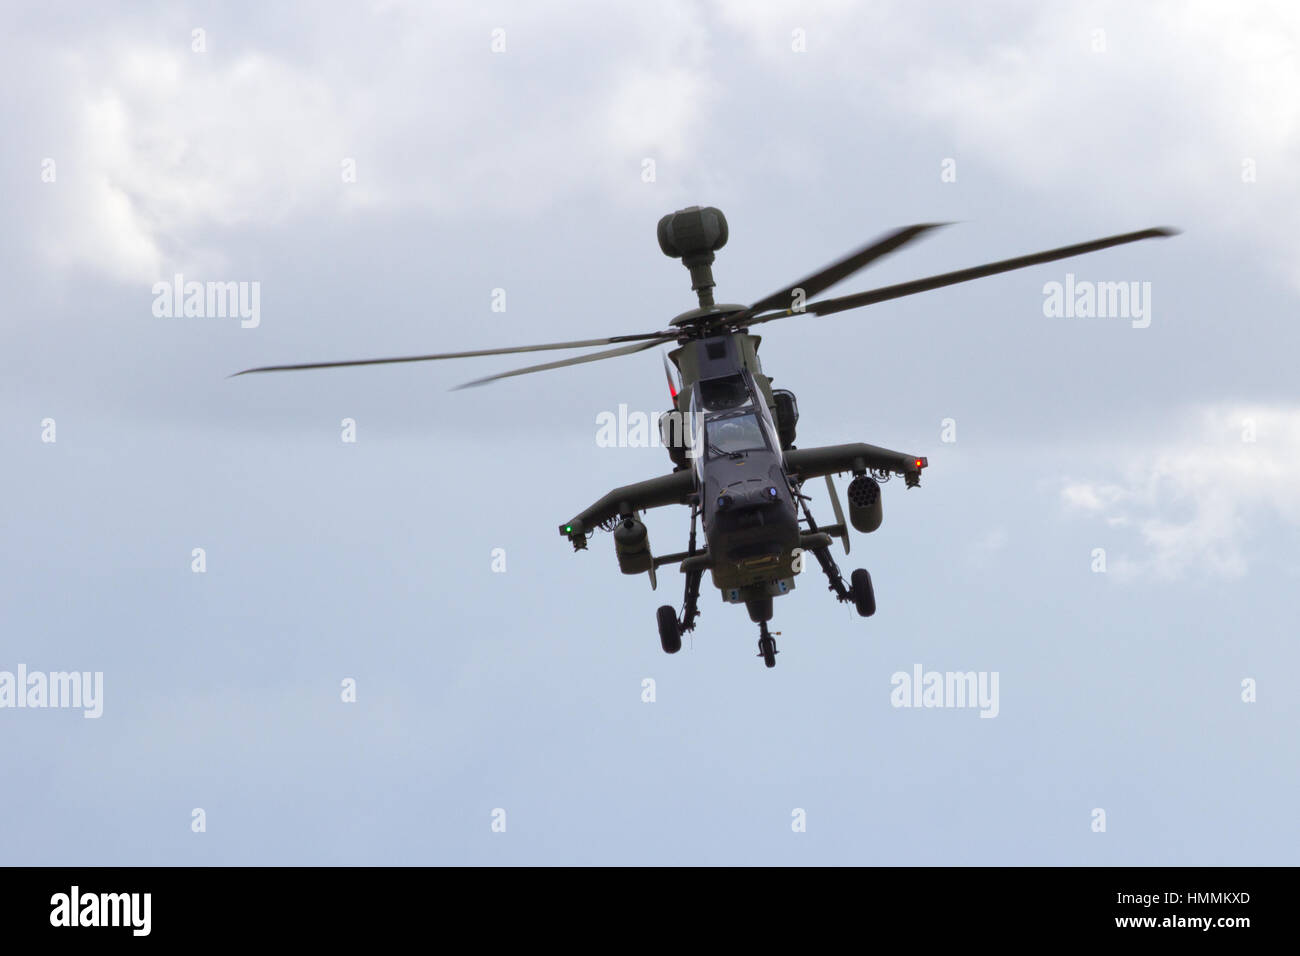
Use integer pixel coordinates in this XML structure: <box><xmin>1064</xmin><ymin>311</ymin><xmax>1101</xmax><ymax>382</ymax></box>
<box><xmin>715</xmin><ymin>484</ymin><xmax>782</xmax><ymax>513</ymax></box>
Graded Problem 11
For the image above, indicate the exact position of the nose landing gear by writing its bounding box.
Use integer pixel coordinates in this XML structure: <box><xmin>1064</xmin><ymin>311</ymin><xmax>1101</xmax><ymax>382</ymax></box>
<box><xmin>756</xmin><ymin>621</ymin><xmax>779</xmax><ymax>668</ymax></box>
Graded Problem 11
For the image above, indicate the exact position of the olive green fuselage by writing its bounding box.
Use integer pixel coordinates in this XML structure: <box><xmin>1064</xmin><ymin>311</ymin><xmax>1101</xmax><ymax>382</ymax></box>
<box><xmin>667</xmin><ymin>320</ymin><xmax>801</xmax><ymax>601</ymax></box>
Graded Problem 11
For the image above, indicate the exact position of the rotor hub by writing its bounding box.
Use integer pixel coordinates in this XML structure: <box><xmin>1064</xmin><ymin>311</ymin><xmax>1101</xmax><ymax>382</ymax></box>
<box><xmin>667</xmin><ymin>303</ymin><xmax>748</xmax><ymax>329</ymax></box>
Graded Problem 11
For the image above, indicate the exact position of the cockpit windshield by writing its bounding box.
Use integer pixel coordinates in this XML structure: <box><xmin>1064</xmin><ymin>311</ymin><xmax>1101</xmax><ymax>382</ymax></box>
<box><xmin>698</xmin><ymin>374</ymin><xmax>751</xmax><ymax>411</ymax></box>
<box><xmin>706</xmin><ymin>412</ymin><xmax>768</xmax><ymax>457</ymax></box>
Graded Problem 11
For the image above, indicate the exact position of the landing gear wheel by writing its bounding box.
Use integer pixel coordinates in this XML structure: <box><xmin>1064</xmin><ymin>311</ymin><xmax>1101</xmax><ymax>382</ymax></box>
<box><xmin>850</xmin><ymin>569</ymin><xmax>876</xmax><ymax>618</ymax></box>
<box><xmin>756</xmin><ymin>621</ymin><xmax>779</xmax><ymax>668</ymax></box>
<box><xmin>657</xmin><ymin>605</ymin><xmax>682</xmax><ymax>654</ymax></box>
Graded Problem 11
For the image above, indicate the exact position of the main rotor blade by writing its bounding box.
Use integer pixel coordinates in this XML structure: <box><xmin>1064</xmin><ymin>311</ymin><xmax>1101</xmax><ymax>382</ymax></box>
<box><xmin>452</xmin><ymin>337</ymin><xmax>673</xmax><ymax>389</ymax></box>
<box><xmin>729</xmin><ymin>223</ymin><xmax>948</xmax><ymax>326</ymax></box>
<box><xmin>230</xmin><ymin>332</ymin><xmax>672</xmax><ymax>377</ymax></box>
<box><xmin>746</xmin><ymin>227</ymin><xmax>1178</xmax><ymax>325</ymax></box>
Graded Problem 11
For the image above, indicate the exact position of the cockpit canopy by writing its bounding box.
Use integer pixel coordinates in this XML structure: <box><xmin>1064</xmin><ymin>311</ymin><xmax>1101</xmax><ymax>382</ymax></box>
<box><xmin>705</xmin><ymin>411</ymin><xmax>769</xmax><ymax>458</ymax></box>
<box><xmin>697</xmin><ymin>373</ymin><xmax>751</xmax><ymax>412</ymax></box>
<box><xmin>688</xmin><ymin>369</ymin><xmax>777</xmax><ymax>474</ymax></box>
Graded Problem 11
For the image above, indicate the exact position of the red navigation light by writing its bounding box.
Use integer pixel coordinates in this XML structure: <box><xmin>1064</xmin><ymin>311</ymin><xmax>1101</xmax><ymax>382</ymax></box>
<box><xmin>662</xmin><ymin>353</ymin><xmax>679</xmax><ymax>402</ymax></box>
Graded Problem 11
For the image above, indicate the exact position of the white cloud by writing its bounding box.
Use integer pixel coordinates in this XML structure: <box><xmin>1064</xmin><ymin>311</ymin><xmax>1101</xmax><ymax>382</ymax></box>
<box><xmin>722</xmin><ymin>0</ymin><xmax>1300</xmax><ymax>290</ymax></box>
<box><xmin>1060</xmin><ymin>403</ymin><xmax>1300</xmax><ymax>578</ymax></box>
<box><xmin>30</xmin><ymin>2</ymin><xmax>717</xmax><ymax>284</ymax></box>
<box><xmin>23</xmin><ymin>0</ymin><xmax>1300</xmax><ymax>295</ymax></box>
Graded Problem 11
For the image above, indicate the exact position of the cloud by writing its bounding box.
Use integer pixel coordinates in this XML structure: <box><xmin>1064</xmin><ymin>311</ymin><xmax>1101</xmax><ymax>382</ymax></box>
<box><xmin>25</xmin><ymin>2</ymin><xmax>717</xmax><ymax>284</ymax></box>
<box><xmin>1060</xmin><ymin>403</ymin><xmax>1300</xmax><ymax>578</ymax></box>
<box><xmin>720</xmin><ymin>1</ymin><xmax>1300</xmax><ymax>290</ymax></box>
<box><xmin>41</xmin><ymin>47</ymin><xmax>350</xmax><ymax>283</ymax></box>
<box><xmin>19</xmin><ymin>0</ymin><xmax>1300</xmax><ymax>296</ymax></box>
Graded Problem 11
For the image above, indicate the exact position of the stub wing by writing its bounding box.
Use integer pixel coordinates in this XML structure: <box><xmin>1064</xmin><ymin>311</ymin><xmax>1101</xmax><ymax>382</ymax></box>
<box><xmin>560</xmin><ymin>470</ymin><xmax>696</xmax><ymax>543</ymax></box>
<box><xmin>784</xmin><ymin>442</ymin><xmax>927</xmax><ymax>485</ymax></box>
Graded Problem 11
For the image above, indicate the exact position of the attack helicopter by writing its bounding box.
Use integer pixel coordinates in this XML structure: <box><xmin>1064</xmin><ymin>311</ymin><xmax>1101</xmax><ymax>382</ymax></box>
<box><xmin>235</xmin><ymin>207</ymin><xmax>1176</xmax><ymax>667</ymax></box>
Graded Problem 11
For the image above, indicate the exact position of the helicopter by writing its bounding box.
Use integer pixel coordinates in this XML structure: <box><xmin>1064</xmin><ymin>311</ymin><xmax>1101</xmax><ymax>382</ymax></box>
<box><xmin>235</xmin><ymin>206</ymin><xmax>1176</xmax><ymax>668</ymax></box>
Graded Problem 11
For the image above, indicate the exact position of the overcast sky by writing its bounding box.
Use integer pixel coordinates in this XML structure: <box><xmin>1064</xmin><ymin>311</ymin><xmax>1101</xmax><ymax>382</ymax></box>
<box><xmin>2</xmin><ymin>0</ymin><xmax>1297</xmax><ymax>864</ymax></box>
